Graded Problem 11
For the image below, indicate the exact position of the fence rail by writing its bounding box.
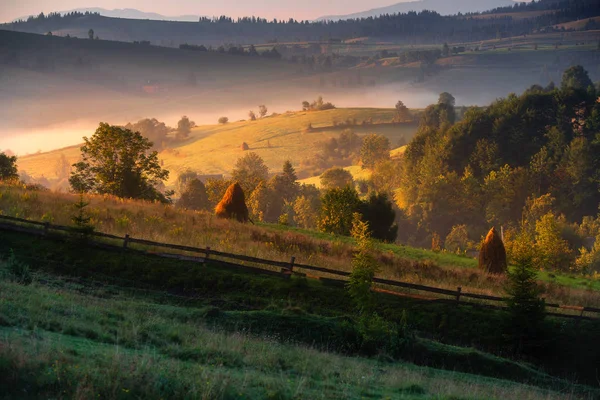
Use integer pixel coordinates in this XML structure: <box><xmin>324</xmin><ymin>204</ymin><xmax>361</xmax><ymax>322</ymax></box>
<box><xmin>0</xmin><ymin>214</ymin><xmax>598</xmax><ymax>320</ymax></box>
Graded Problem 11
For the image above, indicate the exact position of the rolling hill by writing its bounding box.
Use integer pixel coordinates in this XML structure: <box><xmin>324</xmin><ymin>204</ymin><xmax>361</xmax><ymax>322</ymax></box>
<box><xmin>12</xmin><ymin>8</ymin><xmax>203</xmax><ymax>23</ymax></box>
<box><xmin>317</xmin><ymin>0</ymin><xmax>515</xmax><ymax>21</ymax></box>
<box><xmin>15</xmin><ymin>108</ymin><xmax>419</xmax><ymax>186</ymax></box>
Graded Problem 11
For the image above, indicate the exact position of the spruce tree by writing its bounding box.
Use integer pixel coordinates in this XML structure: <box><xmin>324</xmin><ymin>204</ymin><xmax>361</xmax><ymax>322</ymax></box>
<box><xmin>71</xmin><ymin>193</ymin><xmax>95</xmax><ymax>238</ymax></box>
<box><xmin>505</xmin><ymin>256</ymin><xmax>545</xmax><ymax>354</ymax></box>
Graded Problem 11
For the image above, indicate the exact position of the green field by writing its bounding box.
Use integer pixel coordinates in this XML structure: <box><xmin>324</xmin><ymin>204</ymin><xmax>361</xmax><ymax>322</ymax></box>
<box><xmin>1</xmin><ymin>230</ymin><xmax>599</xmax><ymax>399</ymax></box>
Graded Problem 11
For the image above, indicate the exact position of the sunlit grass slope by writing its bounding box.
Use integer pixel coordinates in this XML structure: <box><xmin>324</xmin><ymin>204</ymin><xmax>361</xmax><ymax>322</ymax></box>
<box><xmin>16</xmin><ymin>108</ymin><xmax>418</xmax><ymax>185</ymax></box>
<box><xmin>1</xmin><ymin>182</ymin><xmax>599</xmax><ymax>308</ymax></box>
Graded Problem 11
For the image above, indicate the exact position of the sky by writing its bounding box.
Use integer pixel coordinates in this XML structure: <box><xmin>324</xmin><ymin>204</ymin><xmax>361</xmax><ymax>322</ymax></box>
<box><xmin>0</xmin><ymin>0</ymin><xmax>408</xmax><ymax>22</ymax></box>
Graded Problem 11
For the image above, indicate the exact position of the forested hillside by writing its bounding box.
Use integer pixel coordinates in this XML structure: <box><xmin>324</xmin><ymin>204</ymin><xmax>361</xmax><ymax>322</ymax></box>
<box><xmin>4</xmin><ymin>0</ymin><xmax>599</xmax><ymax>46</ymax></box>
<box><xmin>390</xmin><ymin>67</ymin><xmax>600</xmax><ymax>271</ymax></box>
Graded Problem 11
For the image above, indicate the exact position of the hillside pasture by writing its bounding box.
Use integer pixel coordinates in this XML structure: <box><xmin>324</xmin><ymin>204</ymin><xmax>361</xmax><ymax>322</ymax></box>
<box><xmin>16</xmin><ymin>108</ymin><xmax>418</xmax><ymax>185</ymax></box>
<box><xmin>1</xmin><ymin>257</ymin><xmax>594</xmax><ymax>400</ymax></box>
<box><xmin>1</xmin><ymin>182</ymin><xmax>599</xmax><ymax>309</ymax></box>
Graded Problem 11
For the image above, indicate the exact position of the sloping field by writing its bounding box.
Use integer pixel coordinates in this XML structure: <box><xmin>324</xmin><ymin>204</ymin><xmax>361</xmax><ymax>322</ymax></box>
<box><xmin>16</xmin><ymin>108</ymin><xmax>419</xmax><ymax>185</ymax></box>
<box><xmin>553</xmin><ymin>16</ymin><xmax>600</xmax><ymax>31</ymax></box>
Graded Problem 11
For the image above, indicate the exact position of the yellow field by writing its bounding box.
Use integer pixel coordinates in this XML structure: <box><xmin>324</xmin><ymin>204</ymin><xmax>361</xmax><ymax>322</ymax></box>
<box><xmin>298</xmin><ymin>165</ymin><xmax>374</xmax><ymax>188</ymax></box>
<box><xmin>16</xmin><ymin>108</ymin><xmax>418</xmax><ymax>187</ymax></box>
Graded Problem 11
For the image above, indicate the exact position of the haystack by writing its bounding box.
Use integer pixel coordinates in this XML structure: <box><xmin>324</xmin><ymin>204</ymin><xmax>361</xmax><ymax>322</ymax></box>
<box><xmin>215</xmin><ymin>182</ymin><xmax>249</xmax><ymax>223</ymax></box>
<box><xmin>478</xmin><ymin>227</ymin><xmax>507</xmax><ymax>274</ymax></box>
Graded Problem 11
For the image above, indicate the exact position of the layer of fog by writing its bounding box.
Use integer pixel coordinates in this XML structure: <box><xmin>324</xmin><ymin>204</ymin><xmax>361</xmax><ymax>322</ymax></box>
<box><xmin>1</xmin><ymin>81</ymin><xmax>525</xmax><ymax>156</ymax></box>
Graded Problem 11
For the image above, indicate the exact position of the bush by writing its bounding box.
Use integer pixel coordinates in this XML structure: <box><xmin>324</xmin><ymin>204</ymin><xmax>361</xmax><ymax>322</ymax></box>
<box><xmin>177</xmin><ymin>179</ymin><xmax>210</xmax><ymax>211</ymax></box>
<box><xmin>1</xmin><ymin>250</ymin><xmax>32</xmax><ymax>285</ymax></box>
<box><xmin>318</xmin><ymin>187</ymin><xmax>361</xmax><ymax>236</ymax></box>
<box><xmin>320</xmin><ymin>167</ymin><xmax>354</xmax><ymax>190</ymax></box>
<box><xmin>218</xmin><ymin>117</ymin><xmax>229</xmax><ymax>124</ymax></box>
<box><xmin>347</xmin><ymin>214</ymin><xmax>378</xmax><ymax>314</ymax></box>
<box><xmin>359</xmin><ymin>193</ymin><xmax>397</xmax><ymax>242</ymax></box>
<box><xmin>445</xmin><ymin>225</ymin><xmax>469</xmax><ymax>253</ymax></box>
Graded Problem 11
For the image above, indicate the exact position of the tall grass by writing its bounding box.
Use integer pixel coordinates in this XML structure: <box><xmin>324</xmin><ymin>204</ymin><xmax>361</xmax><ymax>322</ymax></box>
<box><xmin>0</xmin><ymin>270</ymin><xmax>592</xmax><ymax>400</ymax></box>
<box><xmin>1</xmin><ymin>182</ymin><xmax>599</xmax><ymax>308</ymax></box>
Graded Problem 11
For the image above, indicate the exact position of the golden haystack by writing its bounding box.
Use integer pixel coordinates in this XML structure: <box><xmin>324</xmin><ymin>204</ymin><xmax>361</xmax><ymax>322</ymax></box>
<box><xmin>215</xmin><ymin>182</ymin><xmax>249</xmax><ymax>223</ymax></box>
<box><xmin>478</xmin><ymin>227</ymin><xmax>507</xmax><ymax>274</ymax></box>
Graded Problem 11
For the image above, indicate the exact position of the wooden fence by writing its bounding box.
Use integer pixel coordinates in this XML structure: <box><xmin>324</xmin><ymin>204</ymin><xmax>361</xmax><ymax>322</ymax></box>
<box><xmin>0</xmin><ymin>214</ymin><xmax>598</xmax><ymax>321</ymax></box>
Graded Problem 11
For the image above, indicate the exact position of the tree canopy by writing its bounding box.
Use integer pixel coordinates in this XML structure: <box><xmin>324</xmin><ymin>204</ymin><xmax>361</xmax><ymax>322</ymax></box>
<box><xmin>0</xmin><ymin>152</ymin><xmax>19</xmax><ymax>181</ymax></box>
<box><xmin>398</xmin><ymin>66</ymin><xmax>600</xmax><ymax>245</ymax></box>
<box><xmin>69</xmin><ymin>123</ymin><xmax>170</xmax><ymax>202</ymax></box>
<box><xmin>232</xmin><ymin>152</ymin><xmax>269</xmax><ymax>193</ymax></box>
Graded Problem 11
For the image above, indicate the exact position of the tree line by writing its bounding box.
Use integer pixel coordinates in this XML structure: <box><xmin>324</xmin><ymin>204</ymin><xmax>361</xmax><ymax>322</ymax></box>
<box><xmin>390</xmin><ymin>66</ymin><xmax>600</xmax><ymax>273</ymax></box>
<box><xmin>9</xmin><ymin>1</ymin><xmax>600</xmax><ymax>44</ymax></box>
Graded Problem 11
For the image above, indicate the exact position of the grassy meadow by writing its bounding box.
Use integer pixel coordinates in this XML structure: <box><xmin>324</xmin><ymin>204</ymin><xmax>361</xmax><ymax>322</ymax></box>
<box><xmin>2</xmin><ymin>260</ymin><xmax>594</xmax><ymax>400</ymax></box>
<box><xmin>16</xmin><ymin>108</ymin><xmax>418</xmax><ymax>186</ymax></box>
<box><xmin>1</xmin><ymin>182</ymin><xmax>599</xmax><ymax>310</ymax></box>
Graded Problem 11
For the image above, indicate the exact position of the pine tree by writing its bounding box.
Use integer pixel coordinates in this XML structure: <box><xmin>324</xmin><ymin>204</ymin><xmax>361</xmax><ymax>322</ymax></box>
<box><xmin>347</xmin><ymin>213</ymin><xmax>379</xmax><ymax>315</ymax></box>
<box><xmin>505</xmin><ymin>257</ymin><xmax>545</xmax><ymax>354</ymax></box>
<box><xmin>71</xmin><ymin>193</ymin><xmax>95</xmax><ymax>237</ymax></box>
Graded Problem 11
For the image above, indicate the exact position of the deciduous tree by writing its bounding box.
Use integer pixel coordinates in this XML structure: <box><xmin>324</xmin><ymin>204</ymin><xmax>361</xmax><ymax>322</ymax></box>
<box><xmin>0</xmin><ymin>152</ymin><xmax>18</xmax><ymax>181</ymax></box>
<box><xmin>318</xmin><ymin>186</ymin><xmax>361</xmax><ymax>235</ymax></box>
<box><xmin>360</xmin><ymin>134</ymin><xmax>390</xmax><ymax>169</ymax></box>
<box><xmin>69</xmin><ymin>123</ymin><xmax>170</xmax><ymax>202</ymax></box>
<box><xmin>232</xmin><ymin>152</ymin><xmax>269</xmax><ymax>193</ymax></box>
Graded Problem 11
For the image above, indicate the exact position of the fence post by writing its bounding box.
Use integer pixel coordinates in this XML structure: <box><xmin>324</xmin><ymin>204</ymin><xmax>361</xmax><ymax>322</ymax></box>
<box><xmin>281</xmin><ymin>256</ymin><xmax>295</xmax><ymax>278</ymax></box>
<box><xmin>204</xmin><ymin>247</ymin><xmax>211</xmax><ymax>263</ymax></box>
<box><xmin>456</xmin><ymin>287</ymin><xmax>462</xmax><ymax>304</ymax></box>
<box><xmin>123</xmin><ymin>234</ymin><xmax>130</xmax><ymax>249</ymax></box>
<box><xmin>44</xmin><ymin>222</ymin><xmax>50</xmax><ymax>236</ymax></box>
<box><xmin>577</xmin><ymin>308</ymin><xmax>585</xmax><ymax>326</ymax></box>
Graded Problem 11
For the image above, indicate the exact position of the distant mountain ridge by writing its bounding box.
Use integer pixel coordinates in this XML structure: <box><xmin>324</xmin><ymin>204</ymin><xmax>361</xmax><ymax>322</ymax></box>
<box><xmin>13</xmin><ymin>8</ymin><xmax>202</xmax><ymax>23</ymax></box>
<box><xmin>317</xmin><ymin>0</ymin><xmax>517</xmax><ymax>21</ymax></box>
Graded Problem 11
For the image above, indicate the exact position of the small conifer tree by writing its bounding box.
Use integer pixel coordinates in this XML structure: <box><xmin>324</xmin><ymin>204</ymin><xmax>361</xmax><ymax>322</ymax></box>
<box><xmin>347</xmin><ymin>213</ymin><xmax>379</xmax><ymax>314</ymax></box>
<box><xmin>71</xmin><ymin>193</ymin><xmax>95</xmax><ymax>238</ymax></box>
<box><xmin>505</xmin><ymin>256</ymin><xmax>545</xmax><ymax>354</ymax></box>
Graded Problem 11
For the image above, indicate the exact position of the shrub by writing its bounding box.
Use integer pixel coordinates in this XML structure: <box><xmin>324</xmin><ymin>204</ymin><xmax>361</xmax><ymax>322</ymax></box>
<box><xmin>534</xmin><ymin>212</ymin><xmax>572</xmax><ymax>271</ymax></box>
<box><xmin>218</xmin><ymin>117</ymin><xmax>229</xmax><ymax>124</ymax></box>
<box><xmin>347</xmin><ymin>214</ymin><xmax>378</xmax><ymax>314</ymax></box>
<box><xmin>574</xmin><ymin>235</ymin><xmax>600</xmax><ymax>273</ymax></box>
<box><xmin>318</xmin><ymin>187</ymin><xmax>361</xmax><ymax>236</ymax></box>
<box><xmin>177</xmin><ymin>179</ymin><xmax>210</xmax><ymax>211</ymax></box>
<box><xmin>359</xmin><ymin>193</ymin><xmax>398</xmax><ymax>242</ymax></box>
<box><xmin>241</xmin><ymin>142</ymin><xmax>250</xmax><ymax>151</ymax></box>
<box><xmin>320</xmin><ymin>167</ymin><xmax>354</xmax><ymax>190</ymax></box>
<box><xmin>1</xmin><ymin>250</ymin><xmax>32</xmax><ymax>285</ymax></box>
<box><xmin>445</xmin><ymin>225</ymin><xmax>469</xmax><ymax>253</ymax></box>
